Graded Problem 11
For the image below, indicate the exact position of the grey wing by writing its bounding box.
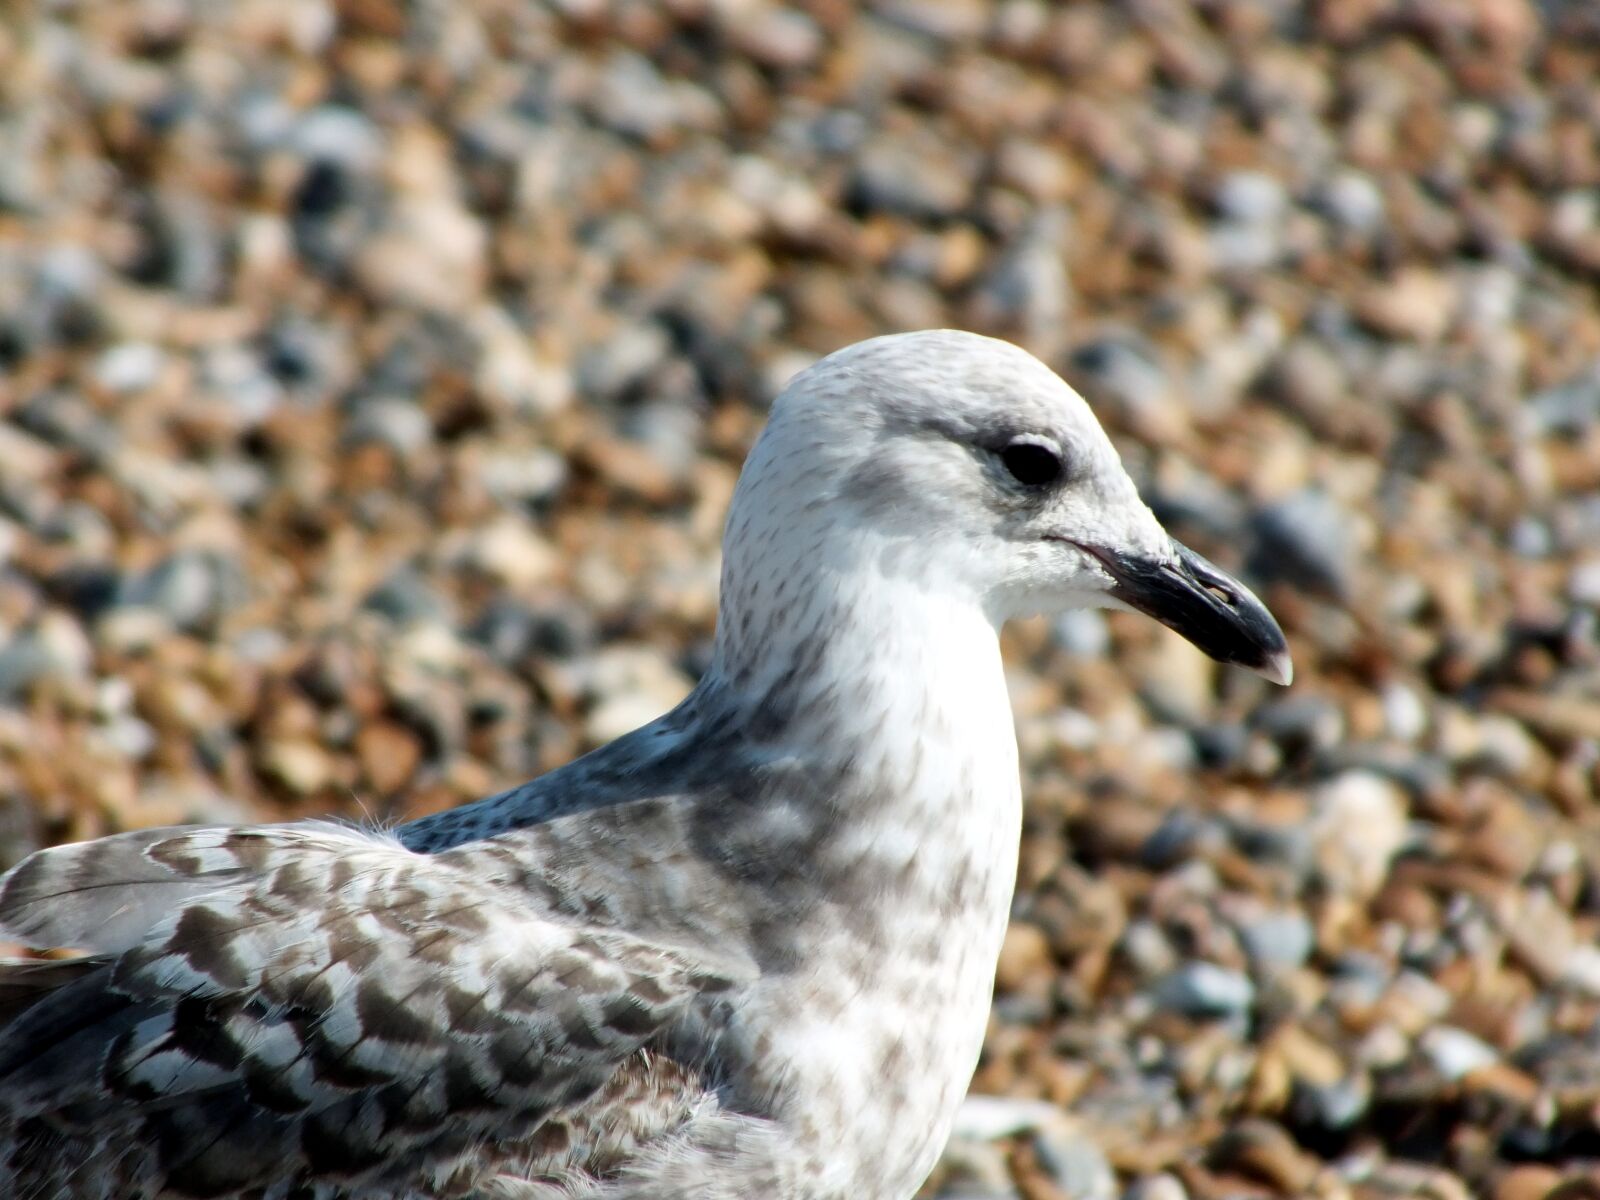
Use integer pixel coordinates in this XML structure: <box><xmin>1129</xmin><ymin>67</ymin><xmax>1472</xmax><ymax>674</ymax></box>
<box><xmin>0</xmin><ymin>823</ymin><xmax>741</xmax><ymax>1199</ymax></box>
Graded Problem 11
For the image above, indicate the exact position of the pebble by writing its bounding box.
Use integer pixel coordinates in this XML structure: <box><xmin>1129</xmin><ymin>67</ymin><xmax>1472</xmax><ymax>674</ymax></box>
<box><xmin>1310</xmin><ymin>771</ymin><xmax>1409</xmax><ymax>901</ymax></box>
<box><xmin>1569</xmin><ymin>559</ymin><xmax>1600</xmax><ymax>607</ymax></box>
<box><xmin>1249</xmin><ymin>487</ymin><xmax>1358</xmax><ymax>599</ymax></box>
<box><xmin>848</xmin><ymin>138</ymin><xmax>973</xmax><ymax>222</ymax></box>
<box><xmin>363</xmin><ymin>569</ymin><xmax>456</xmax><ymax>627</ymax></box>
<box><xmin>93</xmin><ymin>341</ymin><xmax>165</xmax><ymax>393</ymax></box>
<box><xmin>1068</xmin><ymin>333</ymin><xmax>1182</xmax><ymax>441</ymax></box>
<box><xmin>1205</xmin><ymin>1119</ymin><xmax>1318</xmax><ymax>1193</ymax></box>
<box><xmin>1354</xmin><ymin>268</ymin><xmax>1460</xmax><ymax>343</ymax></box>
<box><xmin>996</xmin><ymin>921</ymin><xmax>1054</xmax><ymax>993</ymax></box>
<box><xmin>1052</xmin><ymin>609</ymin><xmax>1111</xmax><ymax>659</ymax></box>
<box><xmin>580</xmin><ymin>647</ymin><xmax>694</xmax><ymax>746</ymax></box>
<box><xmin>457</xmin><ymin>515</ymin><xmax>559</xmax><ymax>592</ymax></box>
<box><xmin>1419</xmin><ymin>1026</ymin><xmax>1499</xmax><ymax>1081</ymax></box>
<box><xmin>1380</xmin><ymin>682</ymin><xmax>1429</xmax><ymax>743</ymax></box>
<box><xmin>577</xmin><ymin>323</ymin><xmax>673</xmax><ymax>405</ymax></box>
<box><xmin>1315</xmin><ymin>169</ymin><xmax>1386</xmax><ymax>234</ymax></box>
<box><xmin>1294</xmin><ymin>1074</ymin><xmax>1372</xmax><ymax>1131</ymax></box>
<box><xmin>117</xmin><ymin>552</ymin><xmax>247</xmax><ymax>635</ymax></box>
<box><xmin>1235</xmin><ymin>908</ymin><xmax>1316</xmax><ymax>976</ymax></box>
<box><xmin>949</xmin><ymin>1097</ymin><xmax>1065</xmax><ymax>1143</ymax></box>
<box><xmin>1122</xmin><ymin>1176</ymin><xmax>1187</xmax><ymax>1200</ymax></box>
<box><xmin>1530</xmin><ymin>366</ymin><xmax>1600</xmax><ymax>437</ymax></box>
<box><xmin>1560</xmin><ymin>947</ymin><xmax>1600</xmax><ymax>999</ymax></box>
<box><xmin>257</xmin><ymin>738</ymin><xmax>335</xmax><ymax>797</ymax></box>
<box><xmin>1133</xmin><ymin>635</ymin><xmax>1216</xmax><ymax>726</ymax></box>
<box><xmin>1032</xmin><ymin>1123</ymin><xmax>1115</xmax><ymax>1200</ymax></box>
<box><xmin>724</xmin><ymin>6</ymin><xmax>823</xmax><ymax>71</ymax></box>
<box><xmin>343</xmin><ymin>398</ymin><xmax>435</xmax><ymax>456</ymax></box>
<box><xmin>290</xmin><ymin>105</ymin><xmax>384</xmax><ymax>170</ymax></box>
<box><xmin>1120</xmin><ymin>920</ymin><xmax>1179</xmax><ymax>982</ymax></box>
<box><xmin>1151</xmin><ymin>962</ymin><xmax>1256</xmax><ymax>1018</ymax></box>
<box><xmin>929</xmin><ymin>1137</ymin><xmax>1020</xmax><ymax>1200</ymax></box>
<box><xmin>1</xmin><ymin>6</ymin><xmax>1596</xmax><ymax>1199</ymax></box>
<box><xmin>1493</xmin><ymin>1165</ymin><xmax>1564</xmax><ymax>1200</ymax></box>
<box><xmin>1252</xmin><ymin>694</ymin><xmax>1346</xmax><ymax>760</ymax></box>
<box><xmin>0</xmin><ymin>611</ymin><xmax>92</xmax><ymax>699</ymax></box>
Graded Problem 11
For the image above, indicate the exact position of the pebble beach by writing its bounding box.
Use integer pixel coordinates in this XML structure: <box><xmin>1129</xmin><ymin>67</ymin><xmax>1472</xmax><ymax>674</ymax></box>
<box><xmin>1</xmin><ymin>1</ymin><xmax>1599</xmax><ymax>1197</ymax></box>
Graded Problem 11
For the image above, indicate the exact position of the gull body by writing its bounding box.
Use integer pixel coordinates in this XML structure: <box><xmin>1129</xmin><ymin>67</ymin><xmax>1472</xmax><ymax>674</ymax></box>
<box><xmin>0</xmin><ymin>331</ymin><xmax>1289</xmax><ymax>1200</ymax></box>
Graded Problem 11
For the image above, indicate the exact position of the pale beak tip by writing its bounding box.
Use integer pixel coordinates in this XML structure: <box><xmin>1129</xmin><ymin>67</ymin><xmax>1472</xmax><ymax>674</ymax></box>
<box><xmin>1253</xmin><ymin>649</ymin><xmax>1294</xmax><ymax>687</ymax></box>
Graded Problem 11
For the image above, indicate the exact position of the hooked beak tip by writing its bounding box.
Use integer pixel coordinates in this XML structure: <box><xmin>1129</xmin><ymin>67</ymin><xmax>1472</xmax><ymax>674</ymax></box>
<box><xmin>1073</xmin><ymin>536</ymin><xmax>1292</xmax><ymax>684</ymax></box>
<box><xmin>1253</xmin><ymin>648</ymin><xmax>1294</xmax><ymax>687</ymax></box>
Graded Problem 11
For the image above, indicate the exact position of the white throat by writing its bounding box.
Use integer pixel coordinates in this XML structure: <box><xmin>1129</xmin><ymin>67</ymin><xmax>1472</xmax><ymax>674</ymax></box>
<box><xmin>709</xmin><ymin>549</ymin><xmax>1025</xmax><ymax>1199</ymax></box>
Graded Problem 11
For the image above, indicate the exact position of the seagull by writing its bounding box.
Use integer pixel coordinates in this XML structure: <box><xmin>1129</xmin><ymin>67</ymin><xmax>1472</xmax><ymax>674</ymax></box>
<box><xmin>0</xmin><ymin>330</ymin><xmax>1290</xmax><ymax>1200</ymax></box>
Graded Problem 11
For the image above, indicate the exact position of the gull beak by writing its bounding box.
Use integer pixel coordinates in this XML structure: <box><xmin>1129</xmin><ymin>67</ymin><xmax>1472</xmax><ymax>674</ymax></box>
<box><xmin>1084</xmin><ymin>538</ymin><xmax>1293</xmax><ymax>685</ymax></box>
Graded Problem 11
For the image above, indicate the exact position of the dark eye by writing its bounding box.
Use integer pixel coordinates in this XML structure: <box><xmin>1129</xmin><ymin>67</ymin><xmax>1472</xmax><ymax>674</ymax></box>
<box><xmin>1000</xmin><ymin>438</ymin><xmax>1062</xmax><ymax>487</ymax></box>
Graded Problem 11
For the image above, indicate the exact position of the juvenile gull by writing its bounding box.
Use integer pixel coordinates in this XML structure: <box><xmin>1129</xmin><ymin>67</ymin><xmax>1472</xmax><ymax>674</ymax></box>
<box><xmin>0</xmin><ymin>330</ymin><xmax>1290</xmax><ymax>1200</ymax></box>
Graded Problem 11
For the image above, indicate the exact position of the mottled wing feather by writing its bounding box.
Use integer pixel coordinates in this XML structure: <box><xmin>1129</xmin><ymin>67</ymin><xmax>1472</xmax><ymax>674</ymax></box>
<box><xmin>0</xmin><ymin>824</ymin><xmax>738</xmax><ymax>1199</ymax></box>
<box><xmin>0</xmin><ymin>825</ymin><xmax>243</xmax><ymax>954</ymax></box>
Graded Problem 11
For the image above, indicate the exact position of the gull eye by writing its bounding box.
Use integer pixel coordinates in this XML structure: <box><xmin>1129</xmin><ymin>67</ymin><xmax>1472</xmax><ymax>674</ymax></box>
<box><xmin>1000</xmin><ymin>438</ymin><xmax>1063</xmax><ymax>488</ymax></box>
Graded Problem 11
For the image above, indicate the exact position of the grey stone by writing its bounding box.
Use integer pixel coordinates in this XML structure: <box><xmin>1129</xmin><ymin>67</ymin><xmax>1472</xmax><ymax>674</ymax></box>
<box><xmin>1419</xmin><ymin>1026</ymin><xmax>1497</xmax><ymax>1080</ymax></box>
<box><xmin>362</xmin><ymin>568</ymin><xmax>455</xmax><ymax>626</ymax></box>
<box><xmin>1236</xmin><ymin>909</ymin><xmax>1315</xmax><ymax>975</ymax></box>
<box><xmin>1530</xmin><ymin>365</ymin><xmax>1600</xmax><ymax>436</ymax></box>
<box><xmin>1292</xmin><ymin>1074</ymin><xmax>1372</xmax><ymax>1130</ymax></box>
<box><xmin>0</xmin><ymin>613</ymin><xmax>92</xmax><ymax>700</ymax></box>
<box><xmin>1250</xmin><ymin>694</ymin><xmax>1346</xmax><ymax>759</ymax></box>
<box><xmin>577</xmin><ymin>322</ymin><xmax>672</xmax><ymax>403</ymax></box>
<box><xmin>1152</xmin><ymin>962</ymin><xmax>1254</xmax><ymax>1017</ymax></box>
<box><xmin>1051</xmin><ymin>609</ymin><xmax>1109</xmax><ymax>658</ymax></box>
<box><xmin>848</xmin><ymin>138</ymin><xmax>973</xmax><ymax>221</ymax></box>
<box><xmin>117</xmin><ymin>551</ymin><xmax>248</xmax><ymax>634</ymax></box>
<box><xmin>1068</xmin><ymin>332</ymin><xmax>1177</xmax><ymax>435</ymax></box>
<box><xmin>92</xmin><ymin>342</ymin><xmax>165</xmax><ymax>393</ymax></box>
<box><xmin>1213</xmin><ymin>170</ymin><xmax>1288</xmax><ymax>225</ymax></box>
<box><xmin>1249</xmin><ymin>486</ymin><xmax>1356</xmax><ymax>598</ymax></box>
<box><xmin>290</xmin><ymin>105</ymin><xmax>385</xmax><ymax>170</ymax></box>
<box><xmin>1033</xmin><ymin>1124</ymin><xmax>1115</xmax><ymax>1200</ymax></box>
<box><xmin>342</xmin><ymin>397</ymin><xmax>434</xmax><ymax>455</ymax></box>
<box><xmin>1315</xmin><ymin>170</ymin><xmax>1386</xmax><ymax>234</ymax></box>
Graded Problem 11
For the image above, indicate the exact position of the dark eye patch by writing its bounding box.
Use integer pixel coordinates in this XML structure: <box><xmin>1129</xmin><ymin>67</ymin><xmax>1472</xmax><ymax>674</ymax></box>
<box><xmin>1000</xmin><ymin>437</ymin><xmax>1063</xmax><ymax>487</ymax></box>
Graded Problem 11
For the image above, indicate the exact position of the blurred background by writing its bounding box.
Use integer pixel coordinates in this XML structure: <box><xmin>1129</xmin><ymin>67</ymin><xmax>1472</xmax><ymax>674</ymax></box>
<box><xmin>1</xmin><ymin>1</ymin><xmax>1599</xmax><ymax>1196</ymax></box>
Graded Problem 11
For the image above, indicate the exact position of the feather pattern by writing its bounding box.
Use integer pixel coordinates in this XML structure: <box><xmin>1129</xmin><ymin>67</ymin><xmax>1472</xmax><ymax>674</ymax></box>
<box><xmin>0</xmin><ymin>820</ymin><xmax>749</xmax><ymax>1199</ymax></box>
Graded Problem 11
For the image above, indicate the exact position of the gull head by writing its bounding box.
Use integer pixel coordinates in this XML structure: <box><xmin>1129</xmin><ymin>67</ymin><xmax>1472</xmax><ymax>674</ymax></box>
<box><xmin>722</xmin><ymin>329</ymin><xmax>1292</xmax><ymax>686</ymax></box>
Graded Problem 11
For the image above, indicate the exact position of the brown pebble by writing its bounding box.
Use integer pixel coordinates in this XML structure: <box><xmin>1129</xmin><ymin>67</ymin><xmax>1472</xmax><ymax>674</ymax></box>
<box><xmin>256</xmin><ymin>738</ymin><xmax>333</xmax><ymax>796</ymax></box>
<box><xmin>1205</xmin><ymin>1119</ymin><xmax>1318</xmax><ymax>1193</ymax></box>
<box><xmin>355</xmin><ymin>720</ymin><xmax>423</xmax><ymax>796</ymax></box>
<box><xmin>1494</xmin><ymin>1164</ymin><xmax>1563</xmax><ymax>1200</ymax></box>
